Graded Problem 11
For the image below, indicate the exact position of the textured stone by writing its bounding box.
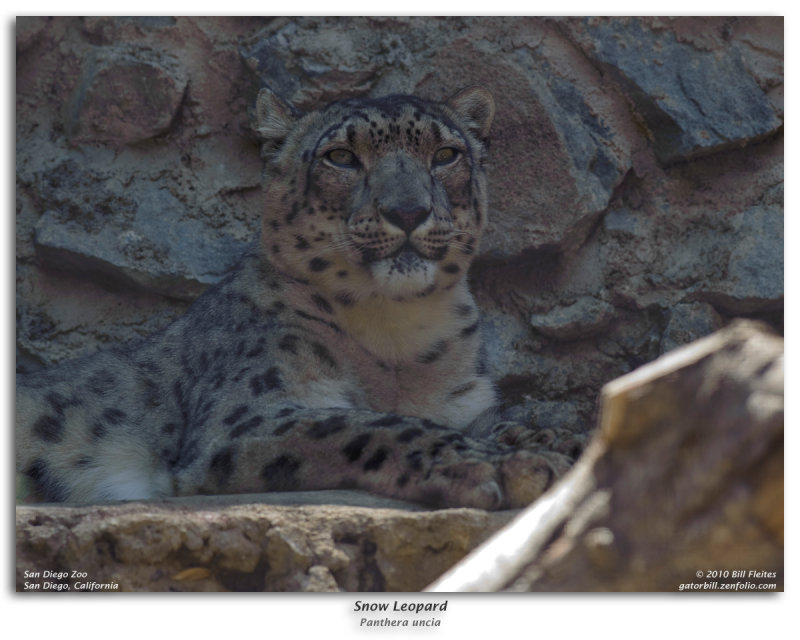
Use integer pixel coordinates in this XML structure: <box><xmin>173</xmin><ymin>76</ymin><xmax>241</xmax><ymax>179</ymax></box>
<box><xmin>66</xmin><ymin>47</ymin><xmax>187</xmax><ymax>145</ymax></box>
<box><xmin>564</xmin><ymin>17</ymin><xmax>782</xmax><ymax>164</ymax></box>
<box><xmin>530</xmin><ymin>297</ymin><xmax>616</xmax><ymax>341</ymax></box>
<box><xmin>659</xmin><ymin>302</ymin><xmax>723</xmax><ymax>354</ymax></box>
<box><xmin>16</xmin><ymin>496</ymin><xmax>513</xmax><ymax>592</ymax></box>
<box><xmin>34</xmin><ymin>199</ymin><xmax>249</xmax><ymax>300</ymax></box>
<box><xmin>693</xmin><ymin>203</ymin><xmax>784</xmax><ymax>313</ymax></box>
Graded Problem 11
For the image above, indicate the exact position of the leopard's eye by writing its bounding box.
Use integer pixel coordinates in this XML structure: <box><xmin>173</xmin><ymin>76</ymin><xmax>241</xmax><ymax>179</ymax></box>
<box><xmin>432</xmin><ymin>147</ymin><xmax>460</xmax><ymax>167</ymax></box>
<box><xmin>325</xmin><ymin>149</ymin><xmax>360</xmax><ymax>168</ymax></box>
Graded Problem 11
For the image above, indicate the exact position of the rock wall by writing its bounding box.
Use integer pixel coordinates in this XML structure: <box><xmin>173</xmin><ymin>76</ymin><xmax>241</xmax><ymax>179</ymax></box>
<box><xmin>16</xmin><ymin>16</ymin><xmax>783</xmax><ymax>432</ymax></box>
<box><xmin>17</xmin><ymin>496</ymin><xmax>515</xmax><ymax>592</ymax></box>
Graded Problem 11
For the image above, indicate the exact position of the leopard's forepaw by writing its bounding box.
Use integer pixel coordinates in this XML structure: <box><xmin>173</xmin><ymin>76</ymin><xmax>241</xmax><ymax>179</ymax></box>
<box><xmin>500</xmin><ymin>448</ymin><xmax>573</xmax><ymax>508</ymax></box>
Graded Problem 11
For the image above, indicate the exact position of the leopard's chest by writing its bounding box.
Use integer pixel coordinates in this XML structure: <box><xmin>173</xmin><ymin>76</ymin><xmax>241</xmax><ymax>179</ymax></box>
<box><xmin>321</xmin><ymin>332</ymin><xmax>495</xmax><ymax>430</ymax></box>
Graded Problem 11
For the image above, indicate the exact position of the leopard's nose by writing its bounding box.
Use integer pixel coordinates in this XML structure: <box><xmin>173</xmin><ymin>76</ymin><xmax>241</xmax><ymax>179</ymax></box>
<box><xmin>381</xmin><ymin>205</ymin><xmax>431</xmax><ymax>234</ymax></box>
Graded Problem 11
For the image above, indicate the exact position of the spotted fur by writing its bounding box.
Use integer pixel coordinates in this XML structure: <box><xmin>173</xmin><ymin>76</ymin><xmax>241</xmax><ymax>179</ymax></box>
<box><xmin>16</xmin><ymin>87</ymin><xmax>581</xmax><ymax>509</ymax></box>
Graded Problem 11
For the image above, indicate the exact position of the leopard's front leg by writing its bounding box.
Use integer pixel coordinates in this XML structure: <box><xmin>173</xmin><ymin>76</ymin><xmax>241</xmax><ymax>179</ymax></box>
<box><xmin>173</xmin><ymin>407</ymin><xmax>565</xmax><ymax>510</ymax></box>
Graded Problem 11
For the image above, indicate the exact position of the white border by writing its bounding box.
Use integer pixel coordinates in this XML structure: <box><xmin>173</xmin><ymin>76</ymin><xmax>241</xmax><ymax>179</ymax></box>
<box><xmin>6</xmin><ymin>6</ymin><xmax>794</xmax><ymax>638</ymax></box>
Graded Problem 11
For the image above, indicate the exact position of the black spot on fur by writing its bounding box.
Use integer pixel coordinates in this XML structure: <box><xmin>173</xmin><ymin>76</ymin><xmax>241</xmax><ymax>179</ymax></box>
<box><xmin>342</xmin><ymin>432</ymin><xmax>372</xmax><ymax>462</ymax></box>
<box><xmin>245</xmin><ymin>344</ymin><xmax>265</xmax><ymax>358</ymax></box>
<box><xmin>307</xmin><ymin>415</ymin><xmax>347</xmax><ymax>439</ymax></box>
<box><xmin>396</xmin><ymin>473</ymin><xmax>410</xmax><ymax>488</ymax></box>
<box><xmin>273</xmin><ymin>419</ymin><xmax>296</xmax><ymax>436</ymax></box>
<box><xmin>406</xmin><ymin>450</ymin><xmax>424</xmax><ymax>471</ymax></box>
<box><xmin>250</xmin><ymin>368</ymin><xmax>283</xmax><ymax>396</ymax></box>
<box><xmin>335</xmin><ymin>291</ymin><xmax>355</xmax><ymax>306</ymax></box>
<box><xmin>223</xmin><ymin>405</ymin><xmax>249</xmax><ymax>426</ymax></box>
<box><xmin>442</xmin><ymin>263</ymin><xmax>460</xmax><ymax>274</ymax></box>
<box><xmin>455</xmin><ymin>303</ymin><xmax>473</xmax><ymax>317</ymax></box>
<box><xmin>75</xmin><ymin>456</ymin><xmax>93</xmax><ymax>468</ymax></box>
<box><xmin>162</xmin><ymin>422</ymin><xmax>178</xmax><ymax>435</ymax></box>
<box><xmin>363</xmin><ymin>446</ymin><xmax>390</xmax><ymax>472</ymax></box>
<box><xmin>311</xmin><ymin>342</ymin><xmax>338</xmax><ymax>369</ymax></box>
<box><xmin>397</xmin><ymin>427</ymin><xmax>423</xmax><ymax>443</ymax></box>
<box><xmin>460</xmin><ymin>321</ymin><xmax>480</xmax><ymax>338</ymax></box>
<box><xmin>90</xmin><ymin>421</ymin><xmax>107</xmax><ymax>440</ymax></box>
<box><xmin>294</xmin><ymin>235</ymin><xmax>310</xmax><ymax>250</ymax></box>
<box><xmin>449</xmin><ymin>381</ymin><xmax>477</xmax><ymax>398</ymax></box>
<box><xmin>102</xmin><ymin>408</ymin><xmax>126</xmax><ymax>425</ymax></box>
<box><xmin>26</xmin><ymin>459</ymin><xmax>66</xmax><ymax>502</ymax></box>
<box><xmin>261</xmin><ymin>455</ymin><xmax>302</xmax><ymax>491</ymax></box>
<box><xmin>278</xmin><ymin>334</ymin><xmax>300</xmax><ymax>354</ymax></box>
<box><xmin>230</xmin><ymin>415</ymin><xmax>264</xmax><ymax>438</ymax></box>
<box><xmin>369</xmin><ymin>415</ymin><xmax>404</xmax><ymax>428</ymax></box>
<box><xmin>311</xmin><ymin>294</ymin><xmax>333</xmax><ymax>314</ymax></box>
<box><xmin>198</xmin><ymin>352</ymin><xmax>210</xmax><ymax>374</ymax></box>
<box><xmin>295</xmin><ymin>309</ymin><xmax>342</xmax><ymax>333</ymax></box>
<box><xmin>417</xmin><ymin>340</ymin><xmax>448</xmax><ymax>364</ymax></box>
<box><xmin>47</xmin><ymin>391</ymin><xmax>80</xmax><ymax>415</ymax></box>
<box><xmin>429</xmin><ymin>440</ymin><xmax>446</xmax><ymax>458</ymax></box>
<box><xmin>309</xmin><ymin>257</ymin><xmax>330</xmax><ymax>272</ymax></box>
<box><xmin>33</xmin><ymin>415</ymin><xmax>64</xmax><ymax>443</ymax></box>
<box><xmin>208</xmin><ymin>447</ymin><xmax>234</xmax><ymax>486</ymax></box>
<box><xmin>87</xmin><ymin>370</ymin><xmax>116</xmax><ymax>395</ymax></box>
<box><xmin>286</xmin><ymin>201</ymin><xmax>300</xmax><ymax>224</ymax></box>
<box><xmin>276</xmin><ymin>407</ymin><xmax>296</xmax><ymax>418</ymax></box>
<box><xmin>173</xmin><ymin>440</ymin><xmax>200</xmax><ymax>470</ymax></box>
<box><xmin>232</xmin><ymin>366</ymin><xmax>250</xmax><ymax>382</ymax></box>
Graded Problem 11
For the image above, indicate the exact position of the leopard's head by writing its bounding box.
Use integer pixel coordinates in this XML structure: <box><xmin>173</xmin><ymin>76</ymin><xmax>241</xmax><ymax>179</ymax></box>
<box><xmin>256</xmin><ymin>86</ymin><xmax>494</xmax><ymax>302</ymax></box>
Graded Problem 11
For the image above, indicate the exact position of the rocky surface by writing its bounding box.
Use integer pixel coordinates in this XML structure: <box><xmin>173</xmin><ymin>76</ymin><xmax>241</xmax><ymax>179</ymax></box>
<box><xmin>429</xmin><ymin>321</ymin><xmax>783</xmax><ymax>592</ymax></box>
<box><xmin>16</xmin><ymin>494</ymin><xmax>514</xmax><ymax>592</ymax></box>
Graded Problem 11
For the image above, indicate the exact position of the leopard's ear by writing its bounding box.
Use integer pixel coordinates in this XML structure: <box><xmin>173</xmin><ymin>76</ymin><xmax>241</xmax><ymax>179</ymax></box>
<box><xmin>255</xmin><ymin>87</ymin><xmax>298</xmax><ymax>149</ymax></box>
<box><xmin>447</xmin><ymin>86</ymin><xmax>495</xmax><ymax>140</ymax></box>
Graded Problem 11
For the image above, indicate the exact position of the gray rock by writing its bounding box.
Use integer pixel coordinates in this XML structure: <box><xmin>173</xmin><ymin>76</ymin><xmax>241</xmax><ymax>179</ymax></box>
<box><xmin>65</xmin><ymin>47</ymin><xmax>188</xmax><ymax>145</ymax></box>
<box><xmin>602</xmin><ymin>206</ymin><xmax>642</xmax><ymax>237</ymax></box>
<box><xmin>34</xmin><ymin>201</ymin><xmax>248</xmax><ymax>301</ymax></box>
<box><xmin>31</xmin><ymin>159</ymin><xmax>250</xmax><ymax>301</ymax></box>
<box><xmin>530</xmin><ymin>297</ymin><xmax>616</xmax><ymax>341</ymax></box>
<box><xmin>716</xmin><ymin>204</ymin><xmax>783</xmax><ymax>312</ymax></box>
<box><xmin>660</xmin><ymin>302</ymin><xmax>722</xmax><ymax>354</ymax></box>
<box><xmin>568</xmin><ymin>17</ymin><xmax>782</xmax><ymax>164</ymax></box>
